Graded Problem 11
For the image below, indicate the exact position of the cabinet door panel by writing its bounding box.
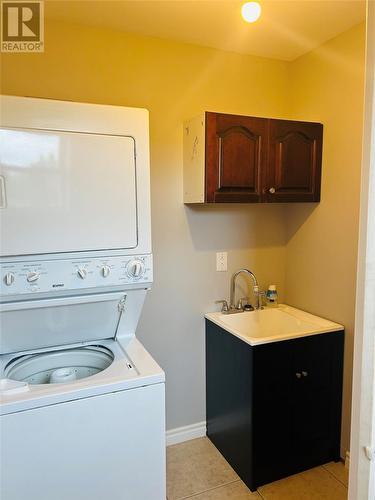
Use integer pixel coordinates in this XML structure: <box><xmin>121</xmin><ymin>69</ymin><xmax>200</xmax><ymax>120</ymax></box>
<box><xmin>291</xmin><ymin>334</ymin><xmax>342</xmax><ymax>465</ymax></box>
<box><xmin>267</xmin><ymin>120</ymin><xmax>323</xmax><ymax>202</ymax></box>
<box><xmin>252</xmin><ymin>342</ymin><xmax>295</xmax><ymax>482</ymax></box>
<box><xmin>205</xmin><ymin>113</ymin><xmax>267</xmax><ymax>203</ymax></box>
<box><xmin>292</xmin><ymin>349</ymin><xmax>331</xmax><ymax>445</ymax></box>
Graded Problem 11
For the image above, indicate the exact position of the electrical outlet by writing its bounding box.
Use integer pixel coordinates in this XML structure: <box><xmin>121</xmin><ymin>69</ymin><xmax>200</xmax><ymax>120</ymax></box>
<box><xmin>216</xmin><ymin>252</ymin><xmax>227</xmax><ymax>272</ymax></box>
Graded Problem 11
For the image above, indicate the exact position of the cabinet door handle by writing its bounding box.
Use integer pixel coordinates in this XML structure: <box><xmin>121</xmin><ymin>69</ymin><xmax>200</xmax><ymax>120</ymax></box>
<box><xmin>296</xmin><ymin>372</ymin><xmax>302</xmax><ymax>379</ymax></box>
<box><xmin>302</xmin><ymin>371</ymin><xmax>308</xmax><ymax>377</ymax></box>
<box><xmin>269</xmin><ymin>187</ymin><xmax>276</xmax><ymax>194</ymax></box>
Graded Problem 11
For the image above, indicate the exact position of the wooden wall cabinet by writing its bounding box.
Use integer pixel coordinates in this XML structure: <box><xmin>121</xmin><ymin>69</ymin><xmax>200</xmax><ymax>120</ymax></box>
<box><xmin>183</xmin><ymin>112</ymin><xmax>323</xmax><ymax>203</ymax></box>
<box><xmin>206</xmin><ymin>321</ymin><xmax>344</xmax><ymax>491</ymax></box>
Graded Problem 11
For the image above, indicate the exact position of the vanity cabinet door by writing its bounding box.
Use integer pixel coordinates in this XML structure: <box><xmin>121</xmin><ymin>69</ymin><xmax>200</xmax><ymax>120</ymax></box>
<box><xmin>205</xmin><ymin>112</ymin><xmax>268</xmax><ymax>203</ymax></box>
<box><xmin>252</xmin><ymin>341</ymin><xmax>295</xmax><ymax>484</ymax></box>
<box><xmin>290</xmin><ymin>333</ymin><xmax>344</xmax><ymax>465</ymax></box>
<box><xmin>266</xmin><ymin>119</ymin><xmax>323</xmax><ymax>202</ymax></box>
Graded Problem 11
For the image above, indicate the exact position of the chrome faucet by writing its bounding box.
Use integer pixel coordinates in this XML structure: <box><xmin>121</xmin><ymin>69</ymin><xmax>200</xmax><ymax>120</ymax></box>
<box><xmin>230</xmin><ymin>269</ymin><xmax>257</xmax><ymax>309</ymax></box>
<box><xmin>231</xmin><ymin>269</ymin><xmax>265</xmax><ymax>311</ymax></box>
<box><xmin>216</xmin><ymin>268</ymin><xmax>265</xmax><ymax>314</ymax></box>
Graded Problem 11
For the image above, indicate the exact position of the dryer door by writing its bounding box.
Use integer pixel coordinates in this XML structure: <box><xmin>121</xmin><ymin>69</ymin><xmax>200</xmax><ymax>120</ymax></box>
<box><xmin>0</xmin><ymin>128</ymin><xmax>137</xmax><ymax>256</ymax></box>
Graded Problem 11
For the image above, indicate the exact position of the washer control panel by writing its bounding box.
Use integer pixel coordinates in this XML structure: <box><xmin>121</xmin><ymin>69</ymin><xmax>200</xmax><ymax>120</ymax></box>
<box><xmin>0</xmin><ymin>254</ymin><xmax>152</xmax><ymax>296</ymax></box>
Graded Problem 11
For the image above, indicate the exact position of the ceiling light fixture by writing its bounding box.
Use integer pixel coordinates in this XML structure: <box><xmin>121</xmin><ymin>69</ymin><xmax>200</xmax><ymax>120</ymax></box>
<box><xmin>241</xmin><ymin>2</ymin><xmax>262</xmax><ymax>23</ymax></box>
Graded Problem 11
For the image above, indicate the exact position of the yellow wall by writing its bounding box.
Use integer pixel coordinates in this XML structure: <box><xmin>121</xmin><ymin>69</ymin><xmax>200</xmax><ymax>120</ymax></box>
<box><xmin>285</xmin><ymin>23</ymin><xmax>366</xmax><ymax>455</ymax></box>
<box><xmin>0</xmin><ymin>19</ymin><xmax>290</xmax><ymax>429</ymax></box>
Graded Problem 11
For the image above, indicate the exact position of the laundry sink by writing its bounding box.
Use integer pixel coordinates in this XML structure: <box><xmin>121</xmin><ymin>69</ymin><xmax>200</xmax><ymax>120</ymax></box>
<box><xmin>205</xmin><ymin>304</ymin><xmax>344</xmax><ymax>346</ymax></box>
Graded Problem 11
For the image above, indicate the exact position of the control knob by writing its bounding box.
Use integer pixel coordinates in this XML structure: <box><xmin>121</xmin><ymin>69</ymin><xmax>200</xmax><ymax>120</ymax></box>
<box><xmin>77</xmin><ymin>268</ymin><xmax>87</xmax><ymax>279</ymax></box>
<box><xmin>126</xmin><ymin>259</ymin><xmax>145</xmax><ymax>279</ymax></box>
<box><xmin>27</xmin><ymin>272</ymin><xmax>40</xmax><ymax>283</ymax></box>
<box><xmin>101</xmin><ymin>265</ymin><xmax>111</xmax><ymax>278</ymax></box>
<box><xmin>4</xmin><ymin>272</ymin><xmax>15</xmax><ymax>286</ymax></box>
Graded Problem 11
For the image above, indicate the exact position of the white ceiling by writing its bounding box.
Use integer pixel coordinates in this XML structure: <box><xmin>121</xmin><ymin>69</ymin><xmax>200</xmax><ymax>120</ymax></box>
<box><xmin>46</xmin><ymin>0</ymin><xmax>366</xmax><ymax>61</ymax></box>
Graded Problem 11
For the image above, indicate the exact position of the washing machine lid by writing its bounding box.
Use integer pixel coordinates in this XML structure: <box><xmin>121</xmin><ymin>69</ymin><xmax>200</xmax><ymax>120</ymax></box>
<box><xmin>0</xmin><ymin>291</ymin><xmax>127</xmax><ymax>355</ymax></box>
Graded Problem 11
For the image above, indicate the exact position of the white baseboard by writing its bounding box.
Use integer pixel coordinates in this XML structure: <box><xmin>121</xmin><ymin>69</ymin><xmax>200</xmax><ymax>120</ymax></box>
<box><xmin>166</xmin><ymin>421</ymin><xmax>207</xmax><ymax>447</ymax></box>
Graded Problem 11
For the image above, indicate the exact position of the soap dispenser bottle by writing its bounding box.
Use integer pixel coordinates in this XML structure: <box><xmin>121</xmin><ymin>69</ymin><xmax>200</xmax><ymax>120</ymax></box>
<box><xmin>266</xmin><ymin>285</ymin><xmax>278</xmax><ymax>307</ymax></box>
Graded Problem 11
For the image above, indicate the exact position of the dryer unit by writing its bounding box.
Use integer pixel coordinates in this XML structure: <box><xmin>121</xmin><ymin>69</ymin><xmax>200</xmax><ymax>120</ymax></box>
<box><xmin>0</xmin><ymin>96</ymin><xmax>165</xmax><ymax>500</ymax></box>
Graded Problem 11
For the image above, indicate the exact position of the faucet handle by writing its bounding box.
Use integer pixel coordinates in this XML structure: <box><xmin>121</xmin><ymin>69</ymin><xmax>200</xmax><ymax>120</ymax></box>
<box><xmin>215</xmin><ymin>300</ymin><xmax>229</xmax><ymax>312</ymax></box>
<box><xmin>253</xmin><ymin>288</ymin><xmax>266</xmax><ymax>309</ymax></box>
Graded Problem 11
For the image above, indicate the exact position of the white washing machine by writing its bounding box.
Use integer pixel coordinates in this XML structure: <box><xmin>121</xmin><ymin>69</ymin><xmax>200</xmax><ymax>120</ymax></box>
<box><xmin>0</xmin><ymin>96</ymin><xmax>166</xmax><ymax>500</ymax></box>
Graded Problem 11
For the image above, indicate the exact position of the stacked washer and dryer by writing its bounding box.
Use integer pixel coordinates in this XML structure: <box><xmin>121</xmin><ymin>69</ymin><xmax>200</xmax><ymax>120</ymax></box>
<box><xmin>0</xmin><ymin>96</ymin><xmax>165</xmax><ymax>500</ymax></box>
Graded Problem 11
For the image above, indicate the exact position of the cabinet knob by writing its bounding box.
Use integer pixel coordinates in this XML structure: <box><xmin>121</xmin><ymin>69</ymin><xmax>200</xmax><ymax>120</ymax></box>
<box><xmin>296</xmin><ymin>372</ymin><xmax>302</xmax><ymax>379</ymax></box>
<box><xmin>269</xmin><ymin>187</ymin><xmax>276</xmax><ymax>194</ymax></box>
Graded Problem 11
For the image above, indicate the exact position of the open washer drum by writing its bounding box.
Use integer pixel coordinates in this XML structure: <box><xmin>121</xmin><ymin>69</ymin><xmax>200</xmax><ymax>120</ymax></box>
<box><xmin>5</xmin><ymin>345</ymin><xmax>114</xmax><ymax>385</ymax></box>
<box><xmin>0</xmin><ymin>289</ymin><xmax>149</xmax><ymax>403</ymax></box>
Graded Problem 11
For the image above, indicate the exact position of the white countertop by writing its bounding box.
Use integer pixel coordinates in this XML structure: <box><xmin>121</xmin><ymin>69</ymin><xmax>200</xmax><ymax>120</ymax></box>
<box><xmin>205</xmin><ymin>304</ymin><xmax>344</xmax><ymax>346</ymax></box>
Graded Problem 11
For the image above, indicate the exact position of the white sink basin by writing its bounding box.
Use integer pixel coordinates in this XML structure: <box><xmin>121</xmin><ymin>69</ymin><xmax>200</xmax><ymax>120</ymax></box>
<box><xmin>205</xmin><ymin>304</ymin><xmax>344</xmax><ymax>346</ymax></box>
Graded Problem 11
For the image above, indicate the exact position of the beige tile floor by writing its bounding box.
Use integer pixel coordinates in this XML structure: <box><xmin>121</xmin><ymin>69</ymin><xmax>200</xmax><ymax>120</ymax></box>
<box><xmin>167</xmin><ymin>437</ymin><xmax>348</xmax><ymax>500</ymax></box>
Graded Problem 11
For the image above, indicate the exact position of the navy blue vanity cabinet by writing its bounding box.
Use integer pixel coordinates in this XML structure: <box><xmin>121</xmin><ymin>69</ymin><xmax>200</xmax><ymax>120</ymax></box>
<box><xmin>205</xmin><ymin>320</ymin><xmax>344</xmax><ymax>492</ymax></box>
